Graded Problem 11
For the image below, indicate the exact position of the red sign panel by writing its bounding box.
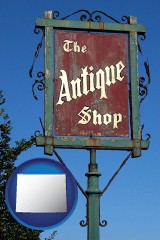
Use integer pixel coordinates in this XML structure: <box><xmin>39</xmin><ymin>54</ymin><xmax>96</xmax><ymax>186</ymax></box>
<box><xmin>54</xmin><ymin>31</ymin><xmax>129</xmax><ymax>137</ymax></box>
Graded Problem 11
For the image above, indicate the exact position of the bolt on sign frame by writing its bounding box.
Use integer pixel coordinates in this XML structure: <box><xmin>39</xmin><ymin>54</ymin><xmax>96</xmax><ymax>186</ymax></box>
<box><xmin>35</xmin><ymin>11</ymin><xmax>149</xmax><ymax>157</ymax></box>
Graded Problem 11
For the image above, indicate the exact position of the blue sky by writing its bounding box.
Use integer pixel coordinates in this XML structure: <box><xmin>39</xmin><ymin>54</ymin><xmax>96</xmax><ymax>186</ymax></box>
<box><xmin>1</xmin><ymin>1</ymin><xmax>160</xmax><ymax>239</ymax></box>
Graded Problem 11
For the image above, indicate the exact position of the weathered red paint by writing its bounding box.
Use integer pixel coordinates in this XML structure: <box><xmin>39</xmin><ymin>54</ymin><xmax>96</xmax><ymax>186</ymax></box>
<box><xmin>54</xmin><ymin>31</ymin><xmax>129</xmax><ymax>137</ymax></box>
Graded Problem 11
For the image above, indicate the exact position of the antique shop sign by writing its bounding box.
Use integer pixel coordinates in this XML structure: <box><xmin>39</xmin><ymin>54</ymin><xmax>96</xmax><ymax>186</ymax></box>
<box><xmin>54</xmin><ymin>31</ymin><xmax>129</xmax><ymax>137</ymax></box>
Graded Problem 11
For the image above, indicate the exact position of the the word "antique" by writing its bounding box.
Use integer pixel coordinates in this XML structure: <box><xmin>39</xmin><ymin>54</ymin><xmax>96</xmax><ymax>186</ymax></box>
<box><xmin>56</xmin><ymin>61</ymin><xmax>125</xmax><ymax>105</ymax></box>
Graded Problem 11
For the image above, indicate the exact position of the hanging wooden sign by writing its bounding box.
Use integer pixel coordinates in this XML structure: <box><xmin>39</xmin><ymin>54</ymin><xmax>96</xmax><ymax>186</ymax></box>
<box><xmin>35</xmin><ymin>11</ymin><xmax>149</xmax><ymax>157</ymax></box>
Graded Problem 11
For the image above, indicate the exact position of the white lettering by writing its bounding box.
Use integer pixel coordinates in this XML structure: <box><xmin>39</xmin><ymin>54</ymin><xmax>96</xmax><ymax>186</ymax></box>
<box><xmin>93</xmin><ymin>110</ymin><xmax>102</xmax><ymax>125</ymax></box>
<box><xmin>103</xmin><ymin>113</ymin><xmax>112</xmax><ymax>126</ymax></box>
<box><xmin>56</xmin><ymin>61</ymin><xmax>125</xmax><ymax>105</ymax></box>
<box><xmin>78</xmin><ymin>106</ymin><xmax>91</xmax><ymax>124</ymax></box>
<box><xmin>82</xmin><ymin>45</ymin><xmax>87</xmax><ymax>53</ymax></box>
<box><xmin>96</xmin><ymin>69</ymin><xmax>107</xmax><ymax>99</ymax></box>
<box><xmin>63</xmin><ymin>40</ymin><xmax>73</xmax><ymax>52</ymax></box>
<box><xmin>70</xmin><ymin>78</ymin><xmax>82</xmax><ymax>100</ymax></box>
<box><xmin>63</xmin><ymin>40</ymin><xmax>87</xmax><ymax>53</ymax></box>
<box><xmin>89</xmin><ymin>66</ymin><xmax>95</xmax><ymax>92</ymax></box>
<box><xmin>78</xmin><ymin>106</ymin><xmax>123</xmax><ymax>128</ymax></box>
<box><xmin>116</xmin><ymin>61</ymin><xmax>125</xmax><ymax>81</ymax></box>
<box><xmin>81</xmin><ymin>66</ymin><xmax>89</xmax><ymax>95</ymax></box>
<box><xmin>56</xmin><ymin>70</ymin><xmax>72</xmax><ymax>105</ymax></box>
<box><xmin>113</xmin><ymin>113</ymin><xmax>122</xmax><ymax>128</ymax></box>
<box><xmin>73</xmin><ymin>41</ymin><xmax>80</xmax><ymax>52</ymax></box>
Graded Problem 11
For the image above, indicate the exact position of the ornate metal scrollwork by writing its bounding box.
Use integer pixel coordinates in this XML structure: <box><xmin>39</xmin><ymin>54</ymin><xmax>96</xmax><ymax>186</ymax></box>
<box><xmin>139</xmin><ymin>60</ymin><xmax>151</xmax><ymax>103</ymax></box>
<box><xmin>99</xmin><ymin>219</ymin><xmax>108</xmax><ymax>227</ymax></box>
<box><xmin>53</xmin><ymin>10</ymin><xmax>120</xmax><ymax>23</ymax></box>
<box><xmin>138</xmin><ymin>33</ymin><xmax>146</xmax><ymax>55</ymax></box>
<box><xmin>29</xmin><ymin>28</ymin><xmax>44</xmax><ymax>79</ymax></box>
<box><xmin>32</xmin><ymin>72</ymin><xmax>45</xmax><ymax>100</ymax></box>
<box><xmin>139</xmin><ymin>33</ymin><xmax>146</xmax><ymax>41</ymax></box>
<box><xmin>34</xmin><ymin>26</ymin><xmax>42</xmax><ymax>35</ymax></box>
<box><xmin>34</xmin><ymin>130</ymin><xmax>42</xmax><ymax>138</ymax></box>
<box><xmin>121</xmin><ymin>15</ymin><xmax>130</xmax><ymax>23</ymax></box>
<box><xmin>141</xmin><ymin>124</ymin><xmax>151</xmax><ymax>141</ymax></box>
<box><xmin>79</xmin><ymin>202</ymin><xmax>107</xmax><ymax>228</ymax></box>
<box><xmin>29</xmin><ymin>27</ymin><xmax>44</xmax><ymax>100</ymax></box>
<box><xmin>34</xmin><ymin>117</ymin><xmax>44</xmax><ymax>137</ymax></box>
<box><xmin>139</xmin><ymin>77</ymin><xmax>148</xmax><ymax>102</ymax></box>
<box><xmin>80</xmin><ymin>202</ymin><xmax>88</xmax><ymax>227</ymax></box>
<box><xmin>80</xmin><ymin>218</ymin><xmax>88</xmax><ymax>227</ymax></box>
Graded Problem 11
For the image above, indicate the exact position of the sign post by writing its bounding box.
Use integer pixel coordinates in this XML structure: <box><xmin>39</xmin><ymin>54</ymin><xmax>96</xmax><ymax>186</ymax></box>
<box><xmin>32</xmin><ymin>10</ymin><xmax>150</xmax><ymax>239</ymax></box>
<box><xmin>86</xmin><ymin>149</ymin><xmax>101</xmax><ymax>240</ymax></box>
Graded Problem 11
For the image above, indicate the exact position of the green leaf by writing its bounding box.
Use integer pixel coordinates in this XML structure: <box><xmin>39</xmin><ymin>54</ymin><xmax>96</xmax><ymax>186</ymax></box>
<box><xmin>0</xmin><ymin>108</ymin><xmax>4</xmax><ymax>115</ymax></box>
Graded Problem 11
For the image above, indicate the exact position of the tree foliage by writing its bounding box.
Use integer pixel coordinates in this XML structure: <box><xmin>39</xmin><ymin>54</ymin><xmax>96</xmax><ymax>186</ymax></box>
<box><xmin>0</xmin><ymin>91</ymin><xmax>42</xmax><ymax>239</ymax></box>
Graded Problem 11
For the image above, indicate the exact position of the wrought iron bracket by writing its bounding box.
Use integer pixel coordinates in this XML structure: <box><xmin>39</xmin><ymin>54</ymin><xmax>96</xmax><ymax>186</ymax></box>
<box><xmin>52</xmin><ymin>10</ymin><xmax>121</xmax><ymax>23</ymax></box>
<box><xmin>80</xmin><ymin>202</ymin><xmax>88</xmax><ymax>227</ymax></box>
<box><xmin>32</xmin><ymin>71</ymin><xmax>45</xmax><ymax>100</ymax></box>
<box><xmin>29</xmin><ymin>27</ymin><xmax>45</xmax><ymax>100</ymax></box>
<box><xmin>80</xmin><ymin>192</ymin><xmax>108</xmax><ymax>228</ymax></box>
<box><xmin>141</xmin><ymin>124</ymin><xmax>151</xmax><ymax>141</ymax></box>
<box><xmin>29</xmin><ymin>27</ymin><xmax>44</xmax><ymax>78</ymax></box>
<box><xmin>139</xmin><ymin>60</ymin><xmax>151</xmax><ymax>103</ymax></box>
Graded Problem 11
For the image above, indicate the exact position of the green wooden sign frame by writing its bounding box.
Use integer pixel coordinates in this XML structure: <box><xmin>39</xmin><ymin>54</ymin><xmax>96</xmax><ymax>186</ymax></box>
<box><xmin>35</xmin><ymin>11</ymin><xmax>149</xmax><ymax>157</ymax></box>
